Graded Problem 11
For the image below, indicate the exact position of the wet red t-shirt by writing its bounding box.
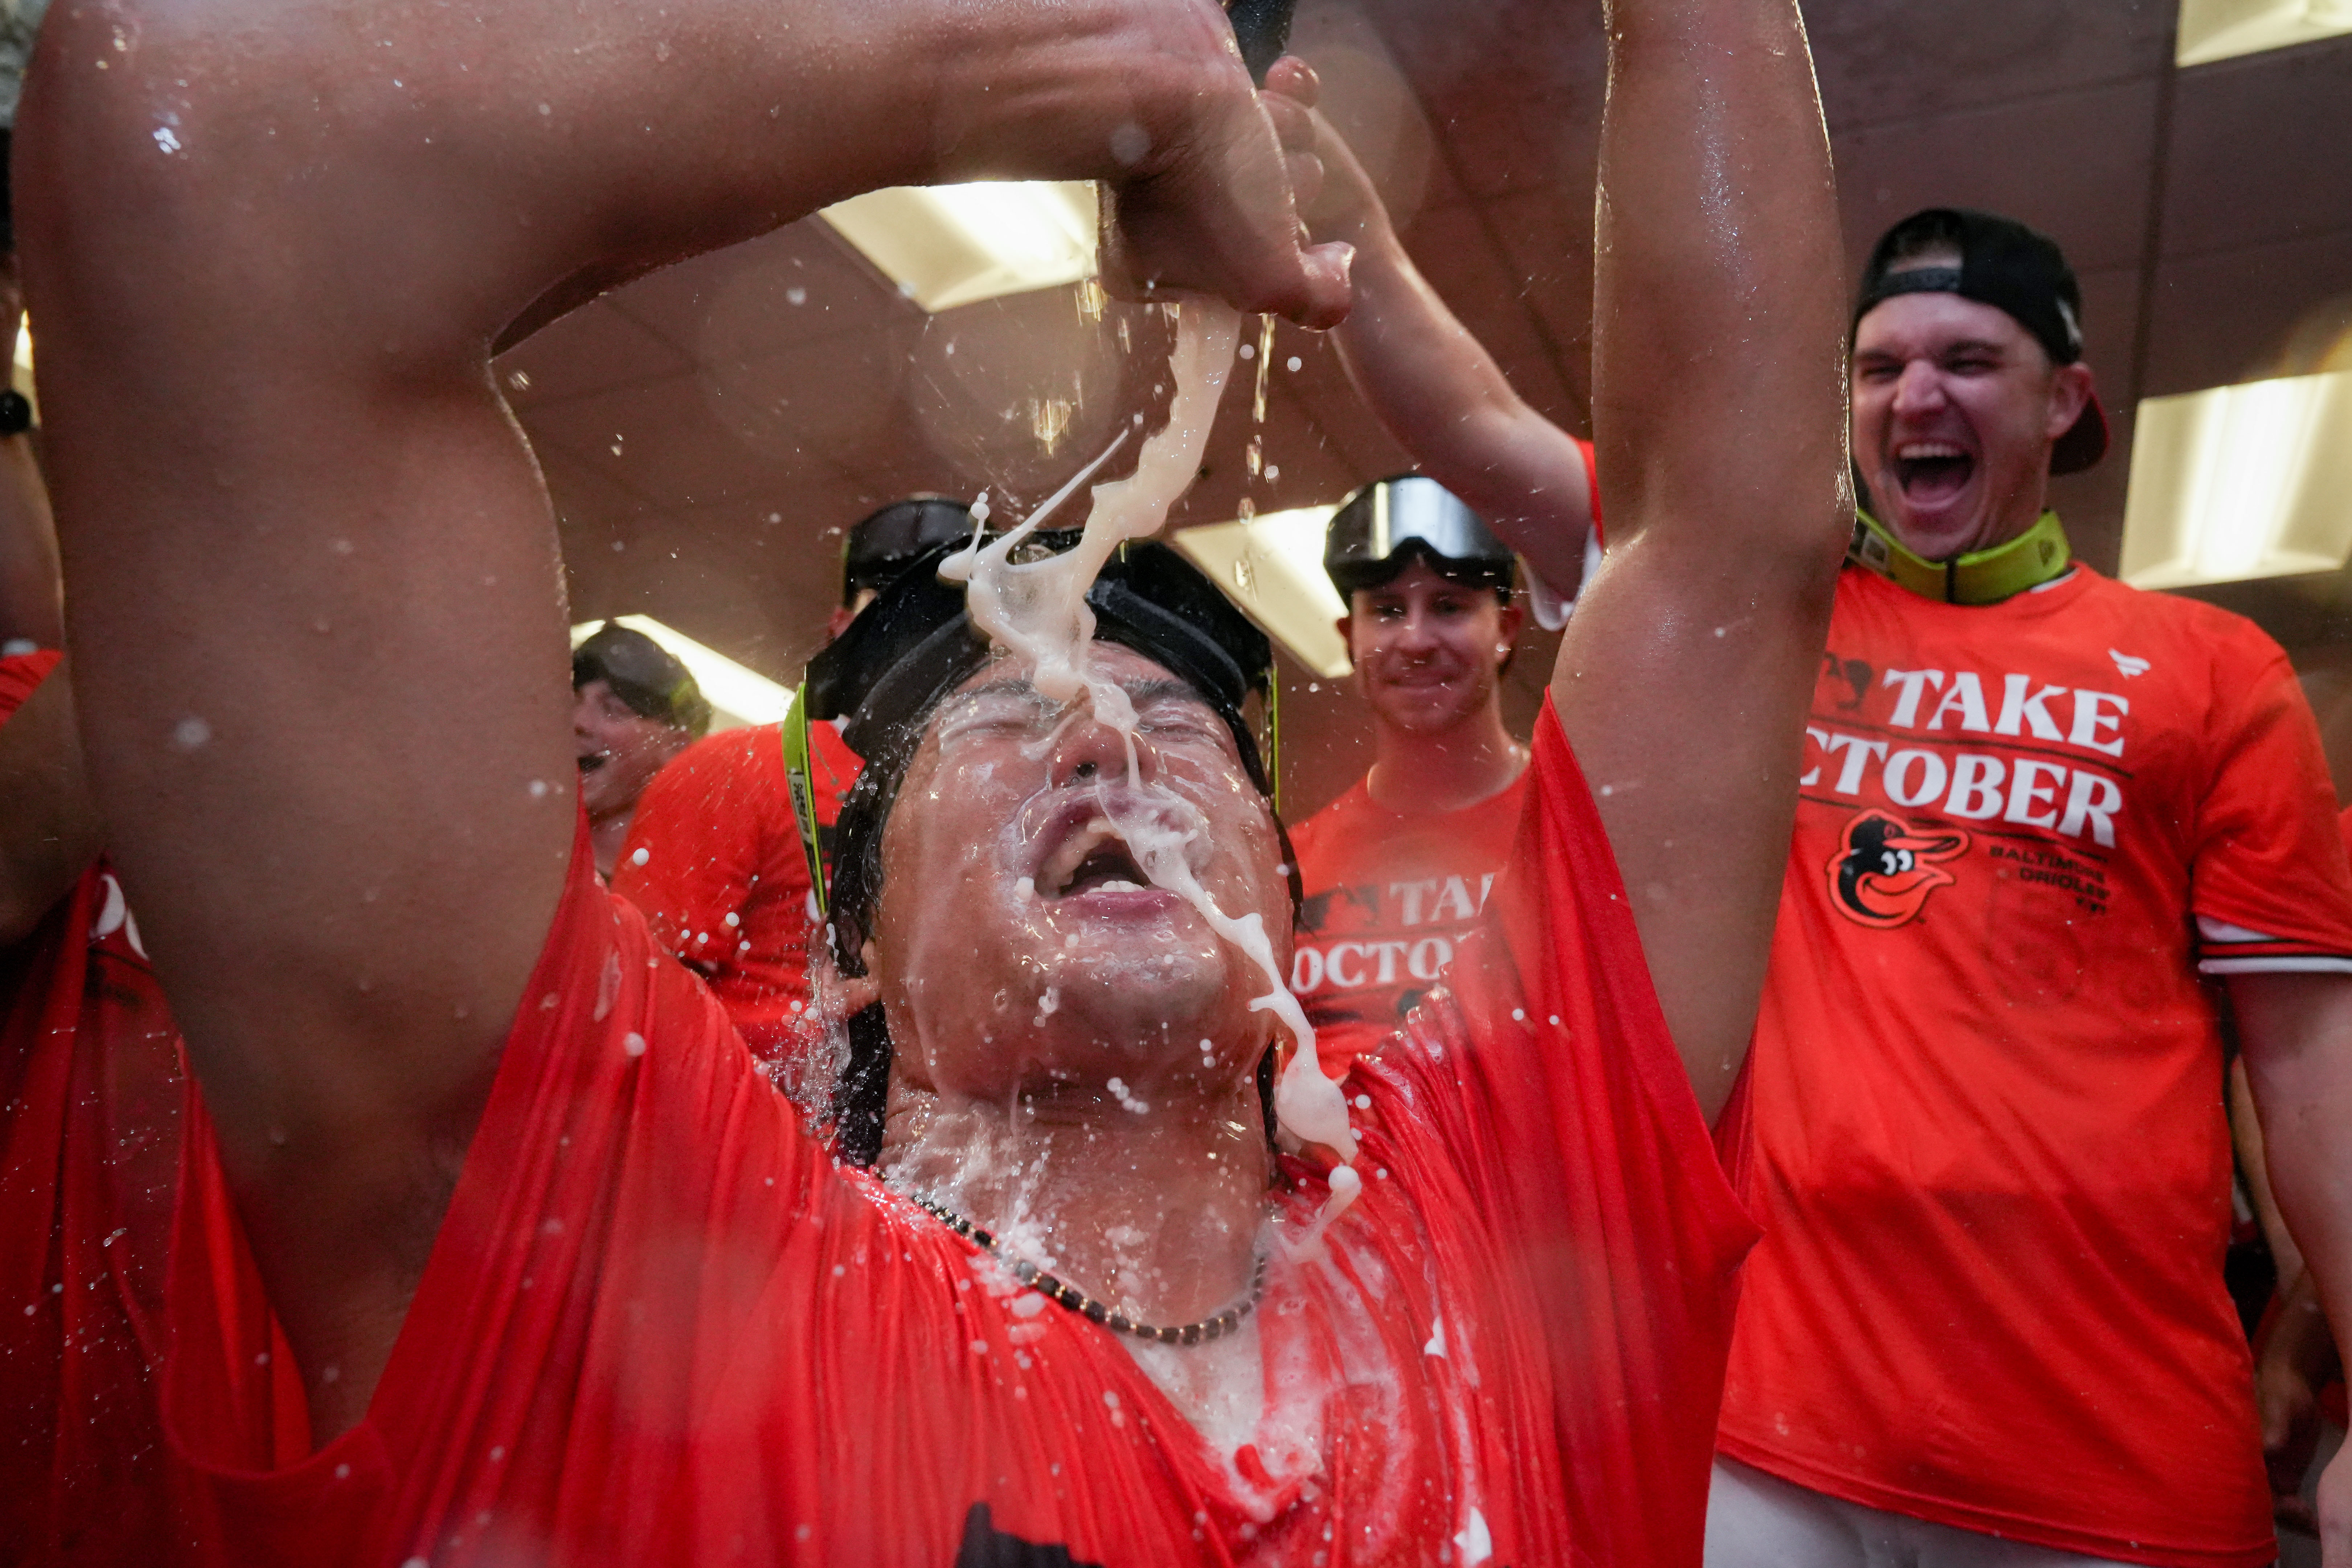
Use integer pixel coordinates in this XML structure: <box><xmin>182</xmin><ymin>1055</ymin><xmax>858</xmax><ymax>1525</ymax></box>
<box><xmin>150</xmin><ymin>702</ymin><xmax>1754</xmax><ymax>1567</ymax></box>
<box><xmin>0</xmin><ymin>651</ymin><xmax>186</xmax><ymax>1565</ymax></box>
<box><xmin>1288</xmin><ymin>773</ymin><xmax>1531</xmax><ymax>1076</ymax></box>
<box><xmin>1721</xmin><ymin>565</ymin><xmax>2352</xmax><ymax>1567</ymax></box>
<box><xmin>612</xmin><ymin>719</ymin><xmax>859</xmax><ymax>1062</ymax></box>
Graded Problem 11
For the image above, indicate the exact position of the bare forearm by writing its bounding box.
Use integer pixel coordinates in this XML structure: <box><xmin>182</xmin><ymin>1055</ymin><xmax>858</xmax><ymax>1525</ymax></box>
<box><xmin>2237</xmin><ymin>974</ymin><xmax>2352</xmax><ymax>1386</ymax></box>
<box><xmin>1552</xmin><ymin>0</ymin><xmax>1847</xmax><ymax>1118</ymax></box>
<box><xmin>1333</xmin><ymin>231</ymin><xmax>1594</xmax><ymax>594</ymax></box>
<box><xmin>1591</xmin><ymin>0</ymin><xmax>1848</xmax><ymax>561</ymax></box>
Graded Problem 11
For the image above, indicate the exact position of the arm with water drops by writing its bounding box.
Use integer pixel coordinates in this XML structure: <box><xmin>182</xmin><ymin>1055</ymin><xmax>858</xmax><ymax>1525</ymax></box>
<box><xmin>20</xmin><ymin>0</ymin><xmax>1343</xmax><ymax>1440</ymax></box>
<box><xmin>1265</xmin><ymin>61</ymin><xmax>1596</xmax><ymax>601</ymax></box>
<box><xmin>1551</xmin><ymin>0</ymin><xmax>1849</xmax><ymax>1121</ymax></box>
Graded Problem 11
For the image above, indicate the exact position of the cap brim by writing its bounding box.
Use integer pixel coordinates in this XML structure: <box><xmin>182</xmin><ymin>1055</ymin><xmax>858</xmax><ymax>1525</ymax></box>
<box><xmin>2051</xmin><ymin>390</ymin><xmax>2109</xmax><ymax>475</ymax></box>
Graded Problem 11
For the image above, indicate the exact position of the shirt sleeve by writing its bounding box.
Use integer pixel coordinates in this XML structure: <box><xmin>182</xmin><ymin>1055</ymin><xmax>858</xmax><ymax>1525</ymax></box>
<box><xmin>1379</xmin><ymin>698</ymin><xmax>1755</xmax><ymax>1568</ymax></box>
<box><xmin>615</xmin><ymin>726</ymin><xmax>807</xmax><ymax>979</ymax></box>
<box><xmin>160</xmin><ymin>827</ymin><xmax>821</xmax><ymax>1564</ymax></box>
<box><xmin>2188</xmin><ymin>638</ymin><xmax>2352</xmax><ymax>974</ymax></box>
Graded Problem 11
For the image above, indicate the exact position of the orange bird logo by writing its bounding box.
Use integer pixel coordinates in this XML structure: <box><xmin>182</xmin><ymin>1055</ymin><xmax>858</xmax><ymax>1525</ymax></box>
<box><xmin>1828</xmin><ymin>810</ymin><xmax>1968</xmax><ymax>929</ymax></box>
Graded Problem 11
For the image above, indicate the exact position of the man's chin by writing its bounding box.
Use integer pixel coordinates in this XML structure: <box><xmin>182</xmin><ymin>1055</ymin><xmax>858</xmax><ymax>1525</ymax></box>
<box><xmin>1878</xmin><ymin>496</ymin><xmax>1991</xmax><ymax>564</ymax></box>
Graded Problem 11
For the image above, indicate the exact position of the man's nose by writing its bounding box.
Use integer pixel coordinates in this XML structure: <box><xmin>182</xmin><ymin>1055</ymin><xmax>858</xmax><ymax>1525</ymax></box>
<box><xmin>1394</xmin><ymin>609</ymin><xmax>1443</xmax><ymax>652</ymax></box>
<box><xmin>1889</xmin><ymin>359</ymin><xmax>1947</xmax><ymax>418</ymax></box>
<box><xmin>1047</xmin><ymin>707</ymin><xmax>1154</xmax><ymax>789</ymax></box>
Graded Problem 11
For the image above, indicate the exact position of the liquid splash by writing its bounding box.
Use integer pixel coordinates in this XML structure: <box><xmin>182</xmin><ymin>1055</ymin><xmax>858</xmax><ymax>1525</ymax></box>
<box><xmin>940</xmin><ymin>300</ymin><xmax>1361</xmax><ymax>1198</ymax></box>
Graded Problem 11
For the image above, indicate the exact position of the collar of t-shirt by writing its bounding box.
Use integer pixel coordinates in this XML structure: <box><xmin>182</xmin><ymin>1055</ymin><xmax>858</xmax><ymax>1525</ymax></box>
<box><xmin>1848</xmin><ymin>509</ymin><xmax>2072</xmax><ymax>605</ymax></box>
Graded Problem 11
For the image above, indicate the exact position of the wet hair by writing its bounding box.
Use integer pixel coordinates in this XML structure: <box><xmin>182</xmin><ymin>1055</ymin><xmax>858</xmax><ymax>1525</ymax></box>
<box><xmin>811</xmin><ymin>544</ymin><xmax>1303</xmax><ymax>1166</ymax></box>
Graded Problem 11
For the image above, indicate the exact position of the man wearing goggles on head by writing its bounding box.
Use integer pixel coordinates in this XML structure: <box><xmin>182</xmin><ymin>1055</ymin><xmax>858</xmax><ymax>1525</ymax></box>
<box><xmin>613</xmin><ymin>496</ymin><xmax>970</xmax><ymax>1063</ymax></box>
<box><xmin>1286</xmin><ymin>476</ymin><xmax>1546</xmax><ymax>1075</ymax></box>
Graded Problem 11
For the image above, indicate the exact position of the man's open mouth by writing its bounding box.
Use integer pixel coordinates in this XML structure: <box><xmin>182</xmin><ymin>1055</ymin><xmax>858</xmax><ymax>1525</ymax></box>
<box><xmin>1892</xmin><ymin>441</ymin><xmax>1976</xmax><ymax>503</ymax></box>
<box><xmin>1038</xmin><ymin>818</ymin><xmax>1152</xmax><ymax>897</ymax></box>
<box><xmin>577</xmin><ymin>752</ymin><xmax>608</xmax><ymax>775</ymax></box>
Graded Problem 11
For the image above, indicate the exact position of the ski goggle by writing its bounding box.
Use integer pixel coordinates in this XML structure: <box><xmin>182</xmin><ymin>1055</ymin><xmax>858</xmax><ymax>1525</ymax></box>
<box><xmin>1323</xmin><ymin>475</ymin><xmax>1515</xmax><ymax>597</ymax></box>
<box><xmin>784</xmin><ymin>535</ymin><xmax>1282</xmax><ymax>917</ymax></box>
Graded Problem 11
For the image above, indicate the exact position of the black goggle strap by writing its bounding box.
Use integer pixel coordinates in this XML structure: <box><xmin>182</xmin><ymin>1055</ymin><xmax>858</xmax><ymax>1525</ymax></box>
<box><xmin>1263</xmin><ymin>660</ymin><xmax>1282</xmax><ymax>817</ymax></box>
<box><xmin>782</xmin><ymin>680</ymin><xmax>830</xmax><ymax>920</ymax></box>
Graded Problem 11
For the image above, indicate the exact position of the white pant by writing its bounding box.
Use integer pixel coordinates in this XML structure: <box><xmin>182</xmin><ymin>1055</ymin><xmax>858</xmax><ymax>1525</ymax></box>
<box><xmin>1705</xmin><ymin>1458</ymin><xmax>2146</xmax><ymax>1568</ymax></box>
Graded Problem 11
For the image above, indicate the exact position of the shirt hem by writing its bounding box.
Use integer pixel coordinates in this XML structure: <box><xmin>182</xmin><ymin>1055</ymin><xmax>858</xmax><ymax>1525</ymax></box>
<box><xmin>2199</xmin><ymin>954</ymin><xmax>2352</xmax><ymax>974</ymax></box>
<box><xmin>1713</xmin><ymin>1432</ymin><xmax>2278</xmax><ymax>1568</ymax></box>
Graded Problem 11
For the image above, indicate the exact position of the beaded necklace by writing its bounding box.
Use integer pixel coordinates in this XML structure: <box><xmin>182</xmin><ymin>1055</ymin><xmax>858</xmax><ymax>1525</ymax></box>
<box><xmin>913</xmin><ymin>1196</ymin><xmax>1270</xmax><ymax>1347</ymax></box>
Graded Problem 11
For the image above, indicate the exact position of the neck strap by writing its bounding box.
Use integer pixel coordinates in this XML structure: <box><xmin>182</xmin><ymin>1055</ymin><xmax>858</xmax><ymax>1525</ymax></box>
<box><xmin>1847</xmin><ymin>509</ymin><xmax>2071</xmax><ymax>605</ymax></box>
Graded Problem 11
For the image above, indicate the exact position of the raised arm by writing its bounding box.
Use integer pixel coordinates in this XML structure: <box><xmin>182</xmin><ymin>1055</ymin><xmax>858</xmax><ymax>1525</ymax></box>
<box><xmin>1554</xmin><ymin>0</ymin><xmax>1849</xmax><ymax>1119</ymax></box>
<box><xmin>1270</xmin><ymin>65</ymin><xmax>1594</xmax><ymax>598</ymax></box>
<box><xmin>21</xmin><ymin>0</ymin><xmax>1344</xmax><ymax>1436</ymax></box>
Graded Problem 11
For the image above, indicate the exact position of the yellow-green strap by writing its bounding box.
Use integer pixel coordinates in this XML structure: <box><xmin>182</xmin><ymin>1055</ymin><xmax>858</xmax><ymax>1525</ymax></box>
<box><xmin>781</xmin><ymin>682</ymin><xmax>829</xmax><ymax>919</ymax></box>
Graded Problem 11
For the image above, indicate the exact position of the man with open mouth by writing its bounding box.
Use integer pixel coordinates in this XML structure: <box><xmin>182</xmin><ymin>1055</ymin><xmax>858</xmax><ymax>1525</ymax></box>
<box><xmin>1706</xmin><ymin>213</ymin><xmax>2352</xmax><ymax>1565</ymax></box>
<box><xmin>571</xmin><ymin>620</ymin><xmax>712</xmax><ymax>878</ymax></box>
<box><xmin>16</xmin><ymin>0</ymin><xmax>1847</xmax><ymax>1563</ymax></box>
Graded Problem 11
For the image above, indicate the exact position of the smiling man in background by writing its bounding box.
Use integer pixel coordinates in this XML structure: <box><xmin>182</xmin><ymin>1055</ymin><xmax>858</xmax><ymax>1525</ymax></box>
<box><xmin>1287</xmin><ymin>478</ymin><xmax>1538</xmax><ymax>1073</ymax></box>
<box><xmin>1708</xmin><ymin>209</ymin><xmax>2352</xmax><ymax>1567</ymax></box>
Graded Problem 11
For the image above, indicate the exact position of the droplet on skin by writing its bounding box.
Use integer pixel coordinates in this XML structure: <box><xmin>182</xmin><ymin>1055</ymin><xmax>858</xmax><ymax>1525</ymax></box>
<box><xmin>153</xmin><ymin>126</ymin><xmax>181</xmax><ymax>153</ymax></box>
<box><xmin>174</xmin><ymin>716</ymin><xmax>211</xmax><ymax>749</ymax></box>
<box><xmin>529</xmin><ymin>779</ymin><xmax>550</xmax><ymax>798</ymax></box>
<box><xmin>1286</xmin><ymin>356</ymin><xmax>1302</xmax><ymax>372</ymax></box>
<box><xmin>786</xmin><ymin>287</ymin><xmax>807</xmax><ymax>306</ymax></box>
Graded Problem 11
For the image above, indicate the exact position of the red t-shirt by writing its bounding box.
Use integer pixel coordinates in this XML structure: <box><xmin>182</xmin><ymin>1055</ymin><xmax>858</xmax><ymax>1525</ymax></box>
<box><xmin>0</xmin><ymin>651</ymin><xmax>186</xmax><ymax>1564</ymax></box>
<box><xmin>1288</xmin><ymin>772</ymin><xmax>1531</xmax><ymax>1076</ymax></box>
<box><xmin>1720</xmin><ymin>564</ymin><xmax>2352</xmax><ymax>1567</ymax></box>
<box><xmin>149</xmin><ymin>702</ymin><xmax>1753</xmax><ymax>1567</ymax></box>
<box><xmin>611</xmin><ymin>719</ymin><xmax>859</xmax><ymax>1063</ymax></box>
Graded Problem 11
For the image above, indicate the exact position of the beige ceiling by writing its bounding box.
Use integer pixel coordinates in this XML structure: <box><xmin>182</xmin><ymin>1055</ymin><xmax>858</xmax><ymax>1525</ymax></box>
<box><xmin>508</xmin><ymin>0</ymin><xmax>2352</xmax><ymax>816</ymax></box>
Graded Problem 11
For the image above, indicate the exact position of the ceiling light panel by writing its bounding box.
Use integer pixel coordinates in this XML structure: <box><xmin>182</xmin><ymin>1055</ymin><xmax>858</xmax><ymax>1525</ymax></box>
<box><xmin>820</xmin><ymin>182</ymin><xmax>1099</xmax><ymax>314</ymax></box>
<box><xmin>570</xmin><ymin>615</ymin><xmax>794</xmax><ymax>732</ymax></box>
<box><xmin>2176</xmin><ymin>0</ymin><xmax>2352</xmax><ymax>66</ymax></box>
<box><xmin>1172</xmin><ymin>507</ymin><xmax>1353</xmax><ymax>679</ymax></box>
<box><xmin>2119</xmin><ymin>368</ymin><xmax>2352</xmax><ymax>589</ymax></box>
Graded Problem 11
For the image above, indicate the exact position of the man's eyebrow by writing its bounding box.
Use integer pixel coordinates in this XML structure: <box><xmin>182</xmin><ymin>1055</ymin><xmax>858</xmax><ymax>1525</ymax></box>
<box><xmin>1124</xmin><ymin>678</ymin><xmax>1206</xmax><ymax>706</ymax></box>
<box><xmin>955</xmin><ymin>678</ymin><xmax>1049</xmax><ymax>702</ymax></box>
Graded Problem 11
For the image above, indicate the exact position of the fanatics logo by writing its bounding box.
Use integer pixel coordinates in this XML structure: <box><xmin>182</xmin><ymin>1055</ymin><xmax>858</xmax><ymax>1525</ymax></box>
<box><xmin>1828</xmin><ymin>809</ymin><xmax>1968</xmax><ymax>929</ymax></box>
<box><xmin>2109</xmin><ymin>648</ymin><xmax>2150</xmax><ymax>679</ymax></box>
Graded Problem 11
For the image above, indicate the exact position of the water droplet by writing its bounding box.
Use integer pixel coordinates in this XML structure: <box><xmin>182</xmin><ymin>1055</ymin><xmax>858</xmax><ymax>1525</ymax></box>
<box><xmin>152</xmin><ymin>126</ymin><xmax>181</xmax><ymax>154</ymax></box>
<box><xmin>1286</xmin><ymin>355</ymin><xmax>1302</xmax><ymax>373</ymax></box>
<box><xmin>786</xmin><ymin>287</ymin><xmax>807</xmax><ymax>306</ymax></box>
<box><xmin>174</xmin><ymin>716</ymin><xmax>211</xmax><ymax>749</ymax></box>
<box><xmin>623</xmin><ymin>1032</ymin><xmax>646</xmax><ymax>1057</ymax></box>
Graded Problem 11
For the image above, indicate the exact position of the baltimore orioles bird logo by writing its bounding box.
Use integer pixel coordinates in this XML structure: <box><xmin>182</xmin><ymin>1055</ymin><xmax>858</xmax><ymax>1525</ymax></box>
<box><xmin>1828</xmin><ymin>810</ymin><xmax>1968</xmax><ymax>929</ymax></box>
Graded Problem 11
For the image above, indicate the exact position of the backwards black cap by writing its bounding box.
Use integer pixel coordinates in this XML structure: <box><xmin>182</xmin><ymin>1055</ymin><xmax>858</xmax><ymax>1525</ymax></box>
<box><xmin>572</xmin><ymin>622</ymin><xmax>713</xmax><ymax>736</ymax></box>
<box><xmin>1323</xmin><ymin>475</ymin><xmax>1515</xmax><ymax>599</ymax></box>
<box><xmin>1853</xmin><ymin>208</ymin><xmax>2109</xmax><ymax>475</ymax></box>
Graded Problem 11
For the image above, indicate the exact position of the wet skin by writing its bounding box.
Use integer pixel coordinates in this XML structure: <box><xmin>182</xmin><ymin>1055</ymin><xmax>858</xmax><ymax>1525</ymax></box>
<box><xmin>859</xmin><ymin>643</ymin><xmax>1286</xmax><ymax>1332</ymax></box>
<box><xmin>1851</xmin><ymin>287</ymin><xmax>2094</xmax><ymax>563</ymax></box>
<box><xmin>865</xmin><ymin>643</ymin><xmax>1290</xmax><ymax>1116</ymax></box>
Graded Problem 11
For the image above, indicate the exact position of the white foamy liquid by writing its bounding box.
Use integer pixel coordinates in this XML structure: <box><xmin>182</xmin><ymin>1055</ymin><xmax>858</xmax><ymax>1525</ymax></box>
<box><xmin>943</xmin><ymin>299</ymin><xmax>1362</xmax><ymax>1204</ymax></box>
